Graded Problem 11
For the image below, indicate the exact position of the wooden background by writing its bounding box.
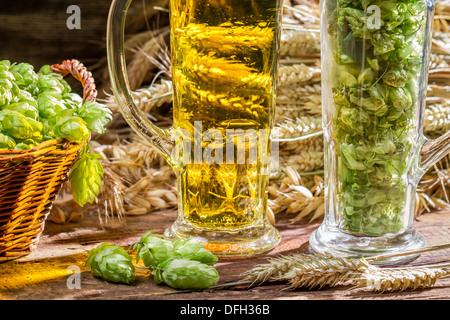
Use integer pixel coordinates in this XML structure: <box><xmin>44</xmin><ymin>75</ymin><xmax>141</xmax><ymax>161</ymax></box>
<box><xmin>0</xmin><ymin>1</ymin><xmax>110</xmax><ymax>69</ymax></box>
<box><xmin>0</xmin><ymin>0</ymin><xmax>169</xmax><ymax>95</ymax></box>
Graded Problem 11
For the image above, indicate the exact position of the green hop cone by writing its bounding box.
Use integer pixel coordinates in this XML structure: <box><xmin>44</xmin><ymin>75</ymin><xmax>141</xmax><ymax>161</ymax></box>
<box><xmin>85</xmin><ymin>243</ymin><xmax>135</xmax><ymax>284</ymax></box>
<box><xmin>9</xmin><ymin>62</ymin><xmax>38</xmax><ymax>87</ymax></box>
<box><xmin>172</xmin><ymin>239</ymin><xmax>218</xmax><ymax>266</ymax></box>
<box><xmin>6</xmin><ymin>102</ymin><xmax>39</xmax><ymax>120</ymax></box>
<box><xmin>132</xmin><ymin>231</ymin><xmax>175</xmax><ymax>269</ymax></box>
<box><xmin>14</xmin><ymin>142</ymin><xmax>33</xmax><ymax>150</ymax></box>
<box><xmin>154</xmin><ymin>258</ymin><xmax>220</xmax><ymax>290</ymax></box>
<box><xmin>37</xmin><ymin>68</ymin><xmax>71</xmax><ymax>96</ymax></box>
<box><xmin>0</xmin><ymin>109</ymin><xmax>42</xmax><ymax>141</ymax></box>
<box><xmin>77</xmin><ymin>100</ymin><xmax>113</xmax><ymax>134</ymax></box>
<box><xmin>69</xmin><ymin>144</ymin><xmax>104</xmax><ymax>206</ymax></box>
<box><xmin>41</xmin><ymin>119</ymin><xmax>56</xmax><ymax>140</ymax></box>
<box><xmin>54</xmin><ymin>115</ymin><xmax>90</xmax><ymax>143</ymax></box>
<box><xmin>0</xmin><ymin>77</ymin><xmax>14</xmax><ymax>107</ymax></box>
<box><xmin>0</xmin><ymin>133</ymin><xmax>15</xmax><ymax>149</ymax></box>
<box><xmin>63</xmin><ymin>93</ymin><xmax>83</xmax><ymax>110</ymax></box>
<box><xmin>37</xmin><ymin>94</ymin><xmax>67</xmax><ymax>119</ymax></box>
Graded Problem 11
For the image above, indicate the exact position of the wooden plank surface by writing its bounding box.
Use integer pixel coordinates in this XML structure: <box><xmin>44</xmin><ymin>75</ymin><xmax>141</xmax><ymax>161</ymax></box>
<box><xmin>0</xmin><ymin>209</ymin><xmax>449</xmax><ymax>300</ymax></box>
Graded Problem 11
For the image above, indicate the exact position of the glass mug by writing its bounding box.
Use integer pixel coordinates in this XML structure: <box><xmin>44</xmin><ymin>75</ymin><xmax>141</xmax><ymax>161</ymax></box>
<box><xmin>107</xmin><ymin>0</ymin><xmax>283</xmax><ymax>256</ymax></box>
<box><xmin>309</xmin><ymin>0</ymin><xmax>450</xmax><ymax>263</ymax></box>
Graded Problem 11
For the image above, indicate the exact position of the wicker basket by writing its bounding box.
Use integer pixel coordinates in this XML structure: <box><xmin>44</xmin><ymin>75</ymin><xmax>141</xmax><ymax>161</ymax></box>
<box><xmin>0</xmin><ymin>59</ymin><xmax>98</xmax><ymax>263</ymax></box>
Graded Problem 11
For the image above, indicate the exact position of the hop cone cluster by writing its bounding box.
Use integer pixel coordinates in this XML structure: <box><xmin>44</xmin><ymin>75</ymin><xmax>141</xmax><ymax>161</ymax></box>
<box><xmin>0</xmin><ymin>60</ymin><xmax>112</xmax><ymax>149</ymax></box>
<box><xmin>86</xmin><ymin>233</ymin><xmax>220</xmax><ymax>290</ymax></box>
<box><xmin>85</xmin><ymin>243</ymin><xmax>135</xmax><ymax>284</ymax></box>
<box><xmin>131</xmin><ymin>232</ymin><xmax>220</xmax><ymax>289</ymax></box>
<box><xmin>132</xmin><ymin>231</ymin><xmax>218</xmax><ymax>269</ymax></box>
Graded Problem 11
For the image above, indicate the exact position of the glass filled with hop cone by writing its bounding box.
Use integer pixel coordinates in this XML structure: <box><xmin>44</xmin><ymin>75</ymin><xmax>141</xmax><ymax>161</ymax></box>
<box><xmin>107</xmin><ymin>0</ymin><xmax>283</xmax><ymax>256</ymax></box>
<box><xmin>309</xmin><ymin>0</ymin><xmax>450</xmax><ymax>264</ymax></box>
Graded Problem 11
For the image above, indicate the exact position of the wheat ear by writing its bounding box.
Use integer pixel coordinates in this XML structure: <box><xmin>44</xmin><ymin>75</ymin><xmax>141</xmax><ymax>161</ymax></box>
<box><xmin>287</xmin><ymin>254</ymin><xmax>370</xmax><ymax>289</ymax></box>
<box><xmin>244</xmin><ymin>253</ymin><xmax>370</xmax><ymax>288</ymax></box>
<box><xmin>357</xmin><ymin>264</ymin><xmax>450</xmax><ymax>293</ymax></box>
<box><xmin>243</xmin><ymin>243</ymin><xmax>450</xmax><ymax>290</ymax></box>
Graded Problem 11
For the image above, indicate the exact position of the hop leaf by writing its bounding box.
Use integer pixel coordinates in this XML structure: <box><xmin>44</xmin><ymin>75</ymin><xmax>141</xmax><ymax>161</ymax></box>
<box><xmin>85</xmin><ymin>243</ymin><xmax>135</xmax><ymax>284</ymax></box>
<box><xmin>69</xmin><ymin>144</ymin><xmax>104</xmax><ymax>206</ymax></box>
<box><xmin>154</xmin><ymin>258</ymin><xmax>220</xmax><ymax>290</ymax></box>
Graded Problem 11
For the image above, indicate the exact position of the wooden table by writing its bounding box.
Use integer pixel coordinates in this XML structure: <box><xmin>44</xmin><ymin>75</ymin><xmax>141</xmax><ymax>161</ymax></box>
<box><xmin>1</xmin><ymin>209</ymin><xmax>449</xmax><ymax>301</ymax></box>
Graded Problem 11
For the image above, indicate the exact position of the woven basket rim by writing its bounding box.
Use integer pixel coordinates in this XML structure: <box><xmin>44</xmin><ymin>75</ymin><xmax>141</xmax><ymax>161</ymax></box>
<box><xmin>0</xmin><ymin>139</ymin><xmax>86</xmax><ymax>160</ymax></box>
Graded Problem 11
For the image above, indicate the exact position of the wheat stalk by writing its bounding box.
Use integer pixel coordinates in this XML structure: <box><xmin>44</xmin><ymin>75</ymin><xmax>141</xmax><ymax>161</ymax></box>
<box><xmin>92</xmin><ymin>135</ymin><xmax>177</xmax><ymax>218</ymax></box>
<box><xmin>244</xmin><ymin>252</ymin><xmax>369</xmax><ymax>288</ymax></box>
<box><xmin>104</xmin><ymin>79</ymin><xmax>173</xmax><ymax>114</ymax></box>
<box><xmin>424</xmin><ymin>98</ymin><xmax>450</xmax><ymax>138</ymax></box>
<box><xmin>268</xmin><ymin>167</ymin><xmax>324</xmax><ymax>220</ymax></box>
<box><xmin>282</xmin><ymin>150</ymin><xmax>324</xmax><ymax>172</ymax></box>
<box><xmin>288</xmin><ymin>255</ymin><xmax>369</xmax><ymax>290</ymax></box>
<box><xmin>429</xmin><ymin>53</ymin><xmax>450</xmax><ymax>70</ymax></box>
<box><xmin>127</xmin><ymin>28</ymin><xmax>170</xmax><ymax>90</ymax></box>
<box><xmin>273</xmin><ymin>116</ymin><xmax>323</xmax><ymax>150</ymax></box>
<box><xmin>176</xmin><ymin>23</ymin><xmax>275</xmax><ymax>52</ymax></box>
<box><xmin>243</xmin><ymin>243</ymin><xmax>450</xmax><ymax>292</ymax></box>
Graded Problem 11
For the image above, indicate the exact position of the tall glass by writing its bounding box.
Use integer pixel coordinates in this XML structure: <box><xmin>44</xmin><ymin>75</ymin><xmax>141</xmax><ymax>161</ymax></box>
<box><xmin>107</xmin><ymin>0</ymin><xmax>283</xmax><ymax>256</ymax></box>
<box><xmin>309</xmin><ymin>0</ymin><xmax>450</xmax><ymax>263</ymax></box>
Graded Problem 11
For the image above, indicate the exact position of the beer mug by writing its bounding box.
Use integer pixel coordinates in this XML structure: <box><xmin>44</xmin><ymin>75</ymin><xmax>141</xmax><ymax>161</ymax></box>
<box><xmin>309</xmin><ymin>0</ymin><xmax>450</xmax><ymax>263</ymax></box>
<box><xmin>107</xmin><ymin>0</ymin><xmax>283</xmax><ymax>256</ymax></box>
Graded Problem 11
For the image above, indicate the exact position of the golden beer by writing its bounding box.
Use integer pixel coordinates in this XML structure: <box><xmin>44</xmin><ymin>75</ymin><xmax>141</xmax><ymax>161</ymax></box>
<box><xmin>170</xmin><ymin>0</ymin><xmax>281</xmax><ymax>230</ymax></box>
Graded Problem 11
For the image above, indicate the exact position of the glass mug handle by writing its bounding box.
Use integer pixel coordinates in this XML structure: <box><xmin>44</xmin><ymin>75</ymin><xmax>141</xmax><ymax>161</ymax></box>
<box><xmin>107</xmin><ymin>0</ymin><xmax>175</xmax><ymax>164</ymax></box>
<box><xmin>420</xmin><ymin>130</ymin><xmax>450</xmax><ymax>171</ymax></box>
